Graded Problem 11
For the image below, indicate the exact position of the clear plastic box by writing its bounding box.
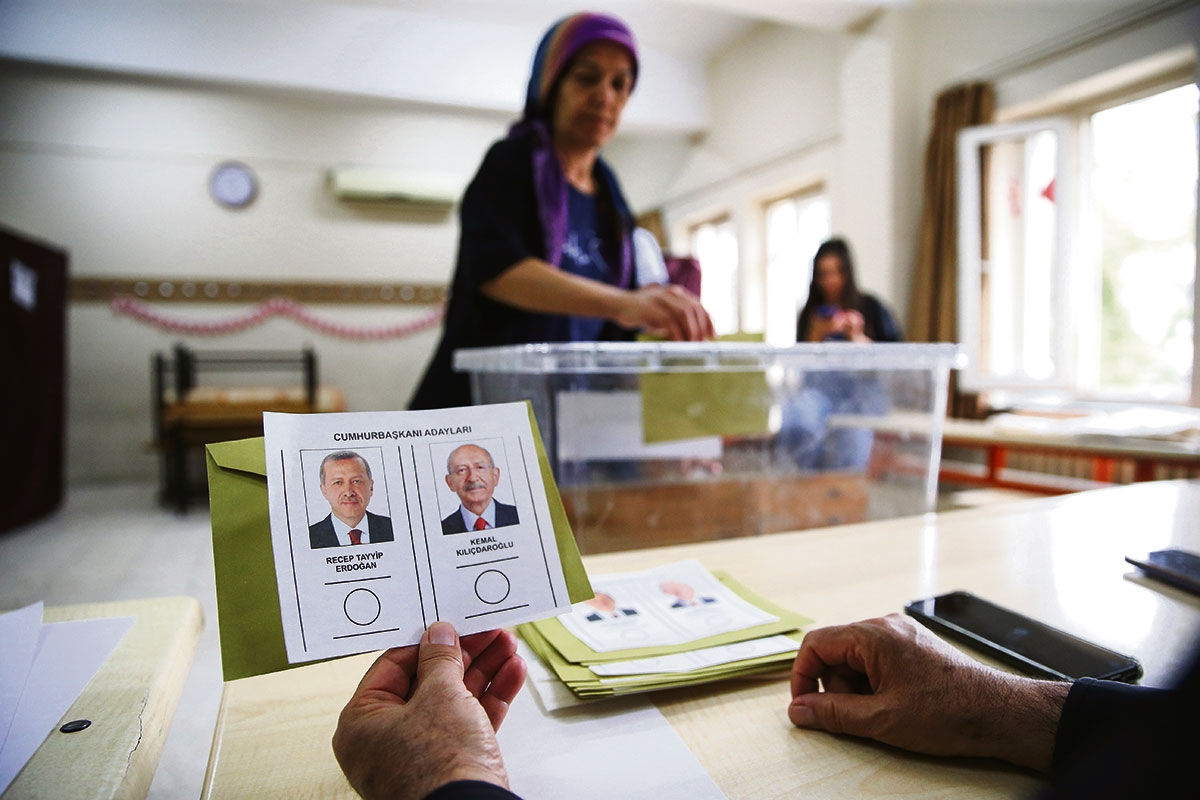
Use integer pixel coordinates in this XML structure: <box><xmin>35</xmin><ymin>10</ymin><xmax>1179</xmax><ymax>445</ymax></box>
<box><xmin>455</xmin><ymin>342</ymin><xmax>963</xmax><ymax>554</ymax></box>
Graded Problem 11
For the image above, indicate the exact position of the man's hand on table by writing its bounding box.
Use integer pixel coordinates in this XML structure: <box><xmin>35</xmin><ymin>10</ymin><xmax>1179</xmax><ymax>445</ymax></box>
<box><xmin>789</xmin><ymin>614</ymin><xmax>1070</xmax><ymax>772</ymax></box>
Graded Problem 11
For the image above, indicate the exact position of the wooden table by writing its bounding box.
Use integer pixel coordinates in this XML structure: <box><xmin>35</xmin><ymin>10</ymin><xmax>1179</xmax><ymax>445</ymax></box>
<box><xmin>3</xmin><ymin>596</ymin><xmax>204</xmax><ymax>800</ymax></box>
<box><xmin>202</xmin><ymin>481</ymin><xmax>1200</xmax><ymax>799</ymax></box>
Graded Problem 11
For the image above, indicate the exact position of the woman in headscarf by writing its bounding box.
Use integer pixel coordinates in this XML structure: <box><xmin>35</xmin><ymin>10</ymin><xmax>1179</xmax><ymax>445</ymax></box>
<box><xmin>410</xmin><ymin>12</ymin><xmax>713</xmax><ymax>410</ymax></box>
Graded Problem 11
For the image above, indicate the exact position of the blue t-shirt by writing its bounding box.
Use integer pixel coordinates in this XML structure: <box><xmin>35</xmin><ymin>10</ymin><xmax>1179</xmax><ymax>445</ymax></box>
<box><xmin>562</xmin><ymin>186</ymin><xmax>609</xmax><ymax>341</ymax></box>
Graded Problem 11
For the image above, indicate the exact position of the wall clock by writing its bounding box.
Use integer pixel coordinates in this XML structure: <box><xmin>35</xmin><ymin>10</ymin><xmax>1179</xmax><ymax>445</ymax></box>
<box><xmin>209</xmin><ymin>161</ymin><xmax>258</xmax><ymax>209</ymax></box>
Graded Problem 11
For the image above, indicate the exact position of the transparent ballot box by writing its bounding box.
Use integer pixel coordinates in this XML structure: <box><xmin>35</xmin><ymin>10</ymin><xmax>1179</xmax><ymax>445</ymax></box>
<box><xmin>454</xmin><ymin>342</ymin><xmax>963</xmax><ymax>554</ymax></box>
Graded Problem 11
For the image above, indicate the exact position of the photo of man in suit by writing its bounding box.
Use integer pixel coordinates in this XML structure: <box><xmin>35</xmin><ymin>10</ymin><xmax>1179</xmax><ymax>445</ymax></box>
<box><xmin>441</xmin><ymin>443</ymin><xmax>519</xmax><ymax>534</ymax></box>
<box><xmin>660</xmin><ymin>580</ymin><xmax>717</xmax><ymax>608</ymax></box>
<box><xmin>309</xmin><ymin>450</ymin><xmax>394</xmax><ymax>549</ymax></box>
<box><xmin>583</xmin><ymin>592</ymin><xmax>638</xmax><ymax>622</ymax></box>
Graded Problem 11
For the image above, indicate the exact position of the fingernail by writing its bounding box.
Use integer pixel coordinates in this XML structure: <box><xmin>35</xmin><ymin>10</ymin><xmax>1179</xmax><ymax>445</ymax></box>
<box><xmin>429</xmin><ymin>622</ymin><xmax>456</xmax><ymax>646</ymax></box>
<box><xmin>788</xmin><ymin>702</ymin><xmax>815</xmax><ymax>727</ymax></box>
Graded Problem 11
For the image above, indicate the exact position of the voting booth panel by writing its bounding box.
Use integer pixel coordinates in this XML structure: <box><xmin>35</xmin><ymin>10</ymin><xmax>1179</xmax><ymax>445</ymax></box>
<box><xmin>455</xmin><ymin>343</ymin><xmax>961</xmax><ymax>553</ymax></box>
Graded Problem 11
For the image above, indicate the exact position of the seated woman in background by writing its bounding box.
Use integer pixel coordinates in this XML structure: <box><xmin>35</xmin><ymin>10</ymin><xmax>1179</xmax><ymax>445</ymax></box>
<box><xmin>783</xmin><ymin>237</ymin><xmax>900</xmax><ymax>470</ymax></box>
<box><xmin>796</xmin><ymin>237</ymin><xmax>901</xmax><ymax>344</ymax></box>
<box><xmin>409</xmin><ymin>12</ymin><xmax>713</xmax><ymax>410</ymax></box>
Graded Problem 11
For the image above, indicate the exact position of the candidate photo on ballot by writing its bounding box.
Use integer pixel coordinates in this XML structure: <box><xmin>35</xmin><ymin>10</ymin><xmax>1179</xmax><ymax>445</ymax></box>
<box><xmin>440</xmin><ymin>442</ymin><xmax>520</xmax><ymax>534</ymax></box>
<box><xmin>308</xmin><ymin>450</ymin><xmax>395</xmax><ymax>549</ymax></box>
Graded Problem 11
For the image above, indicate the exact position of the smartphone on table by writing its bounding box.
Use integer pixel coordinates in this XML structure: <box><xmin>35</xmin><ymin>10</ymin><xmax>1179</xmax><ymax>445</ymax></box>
<box><xmin>904</xmin><ymin>590</ymin><xmax>1143</xmax><ymax>683</ymax></box>
<box><xmin>1125</xmin><ymin>548</ymin><xmax>1200</xmax><ymax>597</ymax></box>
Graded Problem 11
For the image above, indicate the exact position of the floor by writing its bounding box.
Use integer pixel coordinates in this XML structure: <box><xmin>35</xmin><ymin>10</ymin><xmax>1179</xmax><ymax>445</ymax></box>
<box><xmin>0</xmin><ymin>484</ymin><xmax>220</xmax><ymax>800</ymax></box>
<box><xmin>0</xmin><ymin>479</ymin><xmax>1037</xmax><ymax>799</ymax></box>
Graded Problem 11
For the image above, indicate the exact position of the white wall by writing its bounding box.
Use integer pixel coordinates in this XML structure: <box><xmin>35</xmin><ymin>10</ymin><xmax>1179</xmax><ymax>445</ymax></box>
<box><xmin>654</xmin><ymin>24</ymin><xmax>844</xmax><ymax>335</ymax></box>
<box><xmin>0</xmin><ymin>65</ymin><xmax>510</xmax><ymax>483</ymax></box>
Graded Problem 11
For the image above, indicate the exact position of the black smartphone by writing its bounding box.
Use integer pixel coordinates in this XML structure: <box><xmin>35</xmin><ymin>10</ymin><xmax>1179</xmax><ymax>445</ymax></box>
<box><xmin>904</xmin><ymin>591</ymin><xmax>1143</xmax><ymax>683</ymax></box>
<box><xmin>1125</xmin><ymin>548</ymin><xmax>1200</xmax><ymax>597</ymax></box>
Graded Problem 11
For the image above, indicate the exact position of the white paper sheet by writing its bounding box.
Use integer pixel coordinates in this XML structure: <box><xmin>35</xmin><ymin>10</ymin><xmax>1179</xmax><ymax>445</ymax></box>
<box><xmin>0</xmin><ymin>603</ymin><xmax>43</xmax><ymax>755</ymax></box>
<box><xmin>556</xmin><ymin>391</ymin><xmax>723</xmax><ymax>460</ymax></box>
<box><xmin>0</xmin><ymin>615</ymin><xmax>134</xmax><ymax>795</ymax></box>
<box><xmin>502</xmin><ymin>671</ymin><xmax>727</xmax><ymax>799</ymax></box>
<box><xmin>264</xmin><ymin>403</ymin><xmax>571</xmax><ymax>664</ymax></box>
<box><xmin>558</xmin><ymin>560</ymin><xmax>779</xmax><ymax>653</ymax></box>
<box><xmin>590</xmin><ymin>634</ymin><xmax>800</xmax><ymax>677</ymax></box>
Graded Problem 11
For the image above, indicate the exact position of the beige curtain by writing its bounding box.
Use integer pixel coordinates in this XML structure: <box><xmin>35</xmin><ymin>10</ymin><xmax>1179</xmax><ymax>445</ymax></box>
<box><xmin>908</xmin><ymin>82</ymin><xmax>994</xmax><ymax>344</ymax></box>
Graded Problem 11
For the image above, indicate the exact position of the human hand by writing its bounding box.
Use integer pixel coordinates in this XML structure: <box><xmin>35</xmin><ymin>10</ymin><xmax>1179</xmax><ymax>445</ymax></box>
<box><xmin>806</xmin><ymin>311</ymin><xmax>843</xmax><ymax>342</ymax></box>
<box><xmin>333</xmin><ymin>623</ymin><xmax>527</xmax><ymax>800</ymax></box>
<box><xmin>788</xmin><ymin>614</ymin><xmax>1069</xmax><ymax>772</ymax></box>
<box><xmin>617</xmin><ymin>284</ymin><xmax>715</xmax><ymax>341</ymax></box>
<box><xmin>842</xmin><ymin>310</ymin><xmax>870</xmax><ymax>342</ymax></box>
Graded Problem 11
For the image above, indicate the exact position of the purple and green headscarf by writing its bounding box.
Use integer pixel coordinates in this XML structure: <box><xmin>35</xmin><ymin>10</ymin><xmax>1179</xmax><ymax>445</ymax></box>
<box><xmin>508</xmin><ymin>12</ymin><xmax>639</xmax><ymax>286</ymax></box>
<box><xmin>521</xmin><ymin>12</ymin><xmax>639</xmax><ymax>122</ymax></box>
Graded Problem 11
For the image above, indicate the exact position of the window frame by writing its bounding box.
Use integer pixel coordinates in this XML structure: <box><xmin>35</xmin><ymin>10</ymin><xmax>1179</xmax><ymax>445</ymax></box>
<box><xmin>761</xmin><ymin>184</ymin><xmax>831</xmax><ymax>345</ymax></box>
<box><xmin>957</xmin><ymin>116</ymin><xmax>1079</xmax><ymax>392</ymax></box>
<box><xmin>688</xmin><ymin>213</ymin><xmax>740</xmax><ymax>335</ymax></box>
<box><xmin>957</xmin><ymin>77</ymin><xmax>1198</xmax><ymax>403</ymax></box>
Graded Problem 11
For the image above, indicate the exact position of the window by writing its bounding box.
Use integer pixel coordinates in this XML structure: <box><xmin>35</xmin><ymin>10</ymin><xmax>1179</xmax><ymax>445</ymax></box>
<box><xmin>958</xmin><ymin>81</ymin><xmax>1197</xmax><ymax>402</ymax></box>
<box><xmin>764</xmin><ymin>189</ymin><xmax>831</xmax><ymax>344</ymax></box>
<box><xmin>690</xmin><ymin>216</ymin><xmax>740</xmax><ymax>335</ymax></box>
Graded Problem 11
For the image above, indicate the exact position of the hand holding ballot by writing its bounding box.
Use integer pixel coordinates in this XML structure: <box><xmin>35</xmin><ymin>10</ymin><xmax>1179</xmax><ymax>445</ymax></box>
<box><xmin>334</xmin><ymin>622</ymin><xmax>526</xmax><ymax>800</ymax></box>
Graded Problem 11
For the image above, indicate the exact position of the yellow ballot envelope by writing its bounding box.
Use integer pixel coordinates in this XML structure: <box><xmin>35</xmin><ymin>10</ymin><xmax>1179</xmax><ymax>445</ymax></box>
<box><xmin>638</xmin><ymin>332</ymin><xmax>772</xmax><ymax>443</ymax></box>
<box><xmin>206</xmin><ymin>405</ymin><xmax>593</xmax><ymax>681</ymax></box>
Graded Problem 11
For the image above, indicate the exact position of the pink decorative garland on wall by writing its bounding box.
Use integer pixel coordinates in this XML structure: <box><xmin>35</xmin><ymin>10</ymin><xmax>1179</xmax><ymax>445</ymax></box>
<box><xmin>110</xmin><ymin>295</ymin><xmax>445</xmax><ymax>340</ymax></box>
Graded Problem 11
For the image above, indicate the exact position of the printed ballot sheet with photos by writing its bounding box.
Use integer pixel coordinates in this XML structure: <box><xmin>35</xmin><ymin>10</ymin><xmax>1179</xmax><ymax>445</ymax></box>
<box><xmin>263</xmin><ymin>402</ymin><xmax>571</xmax><ymax>664</ymax></box>
<box><xmin>558</xmin><ymin>560</ymin><xmax>778</xmax><ymax>653</ymax></box>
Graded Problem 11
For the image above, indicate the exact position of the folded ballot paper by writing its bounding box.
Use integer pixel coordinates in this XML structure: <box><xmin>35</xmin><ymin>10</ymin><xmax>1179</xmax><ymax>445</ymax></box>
<box><xmin>206</xmin><ymin>401</ymin><xmax>593</xmax><ymax>680</ymax></box>
<box><xmin>519</xmin><ymin>560</ymin><xmax>812</xmax><ymax>699</ymax></box>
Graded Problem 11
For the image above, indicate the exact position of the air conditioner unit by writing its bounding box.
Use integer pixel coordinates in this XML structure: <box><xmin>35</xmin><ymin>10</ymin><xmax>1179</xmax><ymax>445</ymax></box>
<box><xmin>326</xmin><ymin>166</ymin><xmax>461</xmax><ymax>209</ymax></box>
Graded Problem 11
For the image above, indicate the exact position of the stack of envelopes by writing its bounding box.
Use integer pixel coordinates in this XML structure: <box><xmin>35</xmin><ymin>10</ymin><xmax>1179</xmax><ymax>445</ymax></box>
<box><xmin>518</xmin><ymin>560</ymin><xmax>812</xmax><ymax>698</ymax></box>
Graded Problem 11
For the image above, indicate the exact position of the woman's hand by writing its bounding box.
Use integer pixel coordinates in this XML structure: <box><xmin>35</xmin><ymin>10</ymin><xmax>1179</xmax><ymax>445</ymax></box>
<box><xmin>483</xmin><ymin>259</ymin><xmax>714</xmax><ymax>341</ymax></box>
<box><xmin>842</xmin><ymin>310</ymin><xmax>870</xmax><ymax>342</ymax></box>
<box><xmin>614</xmin><ymin>283</ymin><xmax>714</xmax><ymax>341</ymax></box>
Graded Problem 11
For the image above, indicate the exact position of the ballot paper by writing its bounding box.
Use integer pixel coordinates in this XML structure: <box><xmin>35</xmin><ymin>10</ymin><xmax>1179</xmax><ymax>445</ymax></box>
<box><xmin>263</xmin><ymin>402</ymin><xmax>572</xmax><ymax>664</ymax></box>
<box><xmin>558</xmin><ymin>559</ymin><xmax>779</xmax><ymax>653</ymax></box>
<box><xmin>520</xmin><ymin>563</ymin><xmax>811</xmax><ymax>699</ymax></box>
<box><xmin>588</xmin><ymin>634</ymin><xmax>801</xmax><ymax>677</ymax></box>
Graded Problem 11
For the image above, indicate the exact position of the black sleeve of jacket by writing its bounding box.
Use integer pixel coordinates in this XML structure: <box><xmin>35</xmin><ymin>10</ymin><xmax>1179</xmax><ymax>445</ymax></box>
<box><xmin>424</xmin><ymin>780</ymin><xmax>524</xmax><ymax>800</ymax></box>
<box><xmin>1042</xmin><ymin>647</ymin><xmax>1200</xmax><ymax>799</ymax></box>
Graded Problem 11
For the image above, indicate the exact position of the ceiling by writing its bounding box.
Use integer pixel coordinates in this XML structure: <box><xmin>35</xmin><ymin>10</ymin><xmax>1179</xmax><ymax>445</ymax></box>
<box><xmin>0</xmin><ymin>0</ymin><xmax>902</xmax><ymax>133</ymax></box>
<box><xmin>265</xmin><ymin>0</ymin><xmax>897</xmax><ymax>59</ymax></box>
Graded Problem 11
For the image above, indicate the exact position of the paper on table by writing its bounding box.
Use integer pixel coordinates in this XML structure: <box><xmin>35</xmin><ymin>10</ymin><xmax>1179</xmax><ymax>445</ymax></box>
<box><xmin>263</xmin><ymin>402</ymin><xmax>574</xmax><ymax>664</ymax></box>
<box><xmin>524</xmin><ymin>622</ymin><xmax>801</xmax><ymax>697</ymax></box>
<box><xmin>500</xmin><ymin>665</ymin><xmax>727</xmax><ymax>799</ymax></box>
<box><xmin>520</xmin><ymin>638</ymin><xmax>591</xmax><ymax>712</ymax></box>
<box><xmin>531</xmin><ymin>569</ymin><xmax>810</xmax><ymax>665</ymax></box>
<box><xmin>0</xmin><ymin>616</ymin><xmax>134</xmax><ymax>795</ymax></box>
<box><xmin>0</xmin><ymin>603</ymin><xmax>43</xmax><ymax>754</ymax></box>
<box><xmin>558</xmin><ymin>560</ymin><xmax>779</xmax><ymax>653</ymax></box>
<box><xmin>589</xmin><ymin>634</ymin><xmax>800</xmax><ymax>676</ymax></box>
